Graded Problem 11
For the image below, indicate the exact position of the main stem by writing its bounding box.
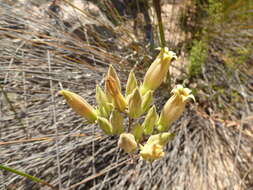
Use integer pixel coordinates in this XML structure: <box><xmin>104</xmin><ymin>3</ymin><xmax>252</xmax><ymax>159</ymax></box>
<box><xmin>153</xmin><ymin>0</ymin><xmax>165</xmax><ymax>48</ymax></box>
<box><xmin>153</xmin><ymin>0</ymin><xmax>171</xmax><ymax>90</ymax></box>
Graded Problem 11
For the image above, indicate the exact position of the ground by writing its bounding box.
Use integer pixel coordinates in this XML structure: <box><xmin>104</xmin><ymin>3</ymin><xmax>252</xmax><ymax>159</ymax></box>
<box><xmin>0</xmin><ymin>0</ymin><xmax>253</xmax><ymax>190</ymax></box>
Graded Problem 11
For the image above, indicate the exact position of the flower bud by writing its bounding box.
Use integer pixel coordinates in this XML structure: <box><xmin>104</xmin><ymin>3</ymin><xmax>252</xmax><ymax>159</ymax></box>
<box><xmin>96</xmin><ymin>85</ymin><xmax>112</xmax><ymax>117</ymax></box>
<box><xmin>146</xmin><ymin>132</ymin><xmax>174</xmax><ymax>146</ymax></box>
<box><xmin>105</xmin><ymin>76</ymin><xmax>127</xmax><ymax>112</ymax></box>
<box><xmin>118</xmin><ymin>133</ymin><xmax>137</xmax><ymax>153</ymax></box>
<box><xmin>141</xmin><ymin>47</ymin><xmax>177</xmax><ymax>95</ymax></box>
<box><xmin>131</xmin><ymin>123</ymin><xmax>144</xmax><ymax>142</ymax></box>
<box><xmin>140</xmin><ymin>142</ymin><xmax>164</xmax><ymax>163</ymax></box>
<box><xmin>110</xmin><ymin>109</ymin><xmax>124</xmax><ymax>135</ymax></box>
<box><xmin>96</xmin><ymin>85</ymin><xmax>108</xmax><ymax>108</ymax></box>
<box><xmin>128</xmin><ymin>88</ymin><xmax>142</xmax><ymax>118</ymax></box>
<box><xmin>157</xmin><ymin>85</ymin><xmax>195</xmax><ymax>132</ymax></box>
<box><xmin>97</xmin><ymin>116</ymin><xmax>113</xmax><ymax>135</ymax></box>
<box><xmin>143</xmin><ymin>106</ymin><xmax>158</xmax><ymax>135</ymax></box>
<box><xmin>107</xmin><ymin>65</ymin><xmax>121</xmax><ymax>92</ymax></box>
<box><xmin>96</xmin><ymin>105</ymin><xmax>108</xmax><ymax>118</ymax></box>
<box><xmin>126</xmin><ymin>70</ymin><xmax>138</xmax><ymax>97</ymax></box>
<box><xmin>141</xmin><ymin>90</ymin><xmax>153</xmax><ymax>113</ymax></box>
<box><xmin>59</xmin><ymin>90</ymin><xmax>97</xmax><ymax>123</ymax></box>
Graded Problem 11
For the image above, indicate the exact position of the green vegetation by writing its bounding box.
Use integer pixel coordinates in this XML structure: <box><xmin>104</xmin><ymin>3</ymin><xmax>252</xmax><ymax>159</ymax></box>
<box><xmin>188</xmin><ymin>39</ymin><xmax>207</xmax><ymax>77</ymax></box>
<box><xmin>188</xmin><ymin>0</ymin><xmax>252</xmax><ymax>77</ymax></box>
<box><xmin>0</xmin><ymin>165</ymin><xmax>56</xmax><ymax>189</ymax></box>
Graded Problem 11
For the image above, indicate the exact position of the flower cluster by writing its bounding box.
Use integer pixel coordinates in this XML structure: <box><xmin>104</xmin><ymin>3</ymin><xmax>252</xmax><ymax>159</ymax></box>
<box><xmin>59</xmin><ymin>47</ymin><xmax>194</xmax><ymax>163</ymax></box>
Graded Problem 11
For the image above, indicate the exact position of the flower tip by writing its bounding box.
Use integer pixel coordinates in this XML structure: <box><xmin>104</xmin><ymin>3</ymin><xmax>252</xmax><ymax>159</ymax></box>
<box><xmin>188</xmin><ymin>94</ymin><xmax>196</xmax><ymax>102</ymax></box>
<box><xmin>58</xmin><ymin>90</ymin><xmax>65</xmax><ymax>96</ymax></box>
<box><xmin>58</xmin><ymin>90</ymin><xmax>71</xmax><ymax>100</ymax></box>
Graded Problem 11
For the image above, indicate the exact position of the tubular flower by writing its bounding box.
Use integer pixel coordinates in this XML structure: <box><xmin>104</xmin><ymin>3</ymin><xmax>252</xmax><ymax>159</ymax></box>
<box><xmin>59</xmin><ymin>90</ymin><xmax>97</xmax><ymax>123</ymax></box>
<box><xmin>140</xmin><ymin>132</ymin><xmax>173</xmax><ymax>163</ymax></box>
<box><xmin>105</xmin><ymin>76</ymin><xmax>127</xmax><ymax>112</ymax></box>
<box><xmin>118</xmin><ymin>133</ymin><xmax>138</xmax><ymax>154</ymax></box>
<box><xmin>141</xmin><ymin>47</ymin><xmax>177</xmax><ymax>95</ymax></box>
<box><xmin>140</xmin><ymin>142</ymin><xmax>165</xmax><ymax>163</ymax></box>
<box><xmin>157</xmin><ymin>85</ymin><xmax>195</xmax><ymax>132</ymax></box>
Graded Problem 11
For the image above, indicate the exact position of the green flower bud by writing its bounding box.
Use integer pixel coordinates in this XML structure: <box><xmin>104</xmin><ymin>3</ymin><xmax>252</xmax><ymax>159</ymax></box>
<box><xmin>140</xmin><ymin>47</ymin><xmax>177</xmax><ymax>95</ymax></box>
<box><xmin>118</xmin><ymin>133</ymin><xmax>137</xmax><ymax>153</ymax></box>
<box><xmin>96</xmin><ymin>85</ymin><xmax>113</xmax><ymax>118</ymax></box>
<box><xmin>97</xmin><ymin>116</ymin><xmax>113</xmax><ymax>135</ymax></box>
<box><xmin>131</xmin><ymin>123</ymin><xmax>144</xmax><ymax>142</ymax></box>
<box><xmin>59</xmin><ymin>90</ymin><xmax>97</xmax><ymax>123</ymax></box>
<box><xmin>141</xmin><ymin>90</ymin><xmax>153</xmax><ymax>114</ymax></box>
<box><xmin>110</xmin><ymin>109</ymin><xmax>124</xmax><ymax>135</ymax></box>
<box><xmin>143</xmin><ymin>106</ymin><xmax>158</xmax><ymax>135</ymax></box>
<box><xmin>157</xmin><ymin>85</ymin><xmax>195</xmax><ymax>132</ymax></box>
<box><xmin>126</xmin><ymin>70</ymin><xmax>138</xmax><ymax>97</ymax></box>
<box><xmin>128</xmin><ymin>88</ymin><xmax>142</xmax><ymax>118</ymax></box>
<box><xmin>96</xmin><ymin>106</ymin><xmax>109</xmax><ymax>118</ymax></box>
<box><xmin>96</xmin><ymin>85</ymin><xmax>107</xmax><ymax>106</ymax></box>
<box><xmin>146</xmin><ymin>132</ymin><xmax>174</xmax><ymax>146</ymax></box>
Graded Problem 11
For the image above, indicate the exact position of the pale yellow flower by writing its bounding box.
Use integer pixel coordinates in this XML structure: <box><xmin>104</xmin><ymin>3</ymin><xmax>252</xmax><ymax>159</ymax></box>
<box><xmin>140</xmin><ymin>132</ymin><xmax>174</xmax><ymax>163</ymax></box>
<box><xmin>59</xmin><ymin>90</ymin><xmax>97</xmax><ymax>123</ymax></box>
<box><xmin>157</xmin><ymin>85</ymin><xmax>195</xmax><ymax>132</ymax></box>
<box><xmin>141</xmin><ymin>47</ymin><xmax>177</xmax><ymax>95</ymax></box>
<box><xmin>118</xmin><ymin>133</ymin><xmax>138</xmax><ymax>153</ymax></box>
<box><xmin>140</xmin><ymin>142</ymin><xmax>165</xmax><ymax>163</ymax></box>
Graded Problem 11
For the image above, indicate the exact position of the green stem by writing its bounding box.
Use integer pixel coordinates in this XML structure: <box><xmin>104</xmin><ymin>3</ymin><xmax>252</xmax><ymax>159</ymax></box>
<box><xmin>0</xmin><ymin>84</ymin><xmax>27</xmax><ymax>134</ymax></box>
<box><xmin>0</xmin><ymin>84</ymin><xmax>18</xmax><ymax>117</ymax></box>
<box><xmin>0</xmin><ymin>165</ymin><xmax>57</xmax><ymax>190</ymax></box>
<box><xmin>153</xmin><ymin>0</ymin><xmax>165</xmax><ymax>48</ymax></box>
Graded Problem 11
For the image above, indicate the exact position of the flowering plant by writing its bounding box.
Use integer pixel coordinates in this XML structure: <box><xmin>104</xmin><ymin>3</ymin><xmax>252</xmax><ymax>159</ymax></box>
<box><xmin>59</xmin><ymin>47</ymin><xmax>194</xmax><ymax>163</ymax></box>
